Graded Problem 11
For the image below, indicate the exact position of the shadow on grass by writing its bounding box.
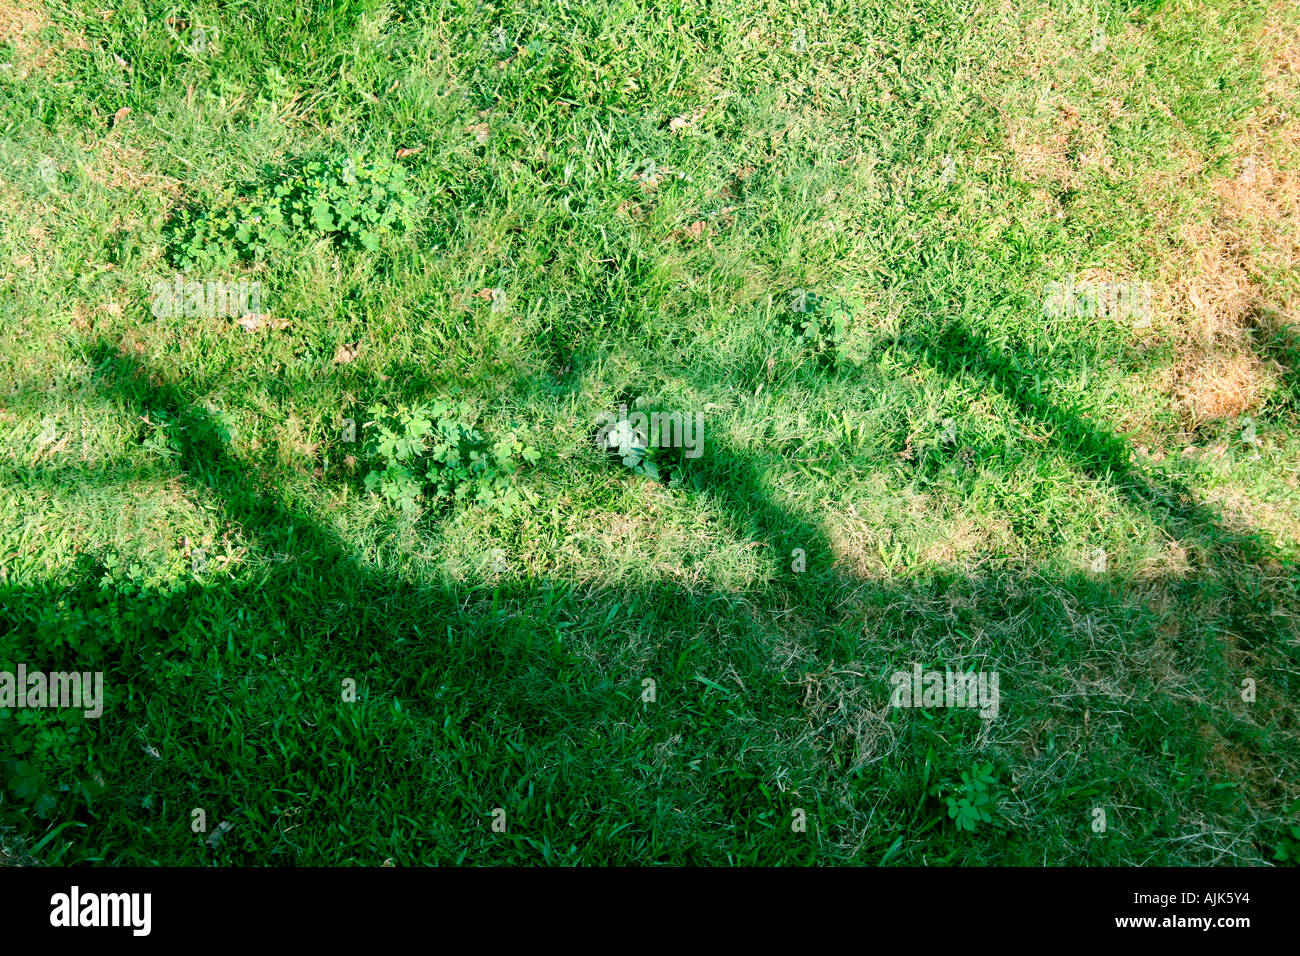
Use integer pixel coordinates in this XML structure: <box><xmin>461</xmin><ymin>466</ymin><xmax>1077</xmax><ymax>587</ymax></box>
<box><xmin>899</xmin><ymin>314</ymin><xmax>1295</xmax><ymax>648</ymax></box>
<box><xmin>1</xmin><ymin>332</ymin><xmax>1296</xmax><ymax>865</ymax></box>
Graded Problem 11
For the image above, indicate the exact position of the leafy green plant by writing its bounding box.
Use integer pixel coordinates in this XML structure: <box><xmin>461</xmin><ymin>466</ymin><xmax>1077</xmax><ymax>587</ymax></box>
<box><xmin>0</xmin><ymin>708</ymin><xmax>101</xmax><ymax>821</ymax></box>
<box><xmin>778</xmin><ymin>288</ymin><xmax>851</xmax><ymax>361</ymax></box>
<box><xmin>169</xmin><ymin>154</ymin><xmax>417</xmax><ymax>269</ymax></box>
<box><xmin>595</xmin><ymin>398</ymin><xmax>691</xmax><ymax>485</ymax></box>
<box><xmin>41</xmin><ymin>551</ymin><xmax>197</xmax><ymax>665</ymax></box>
<box><xmin>626</xmin><ymin>442</ymin><xmax>677</xmax><ymax>483</ymax></box>
<box><xmin>1271</xmin><ymin>800</ymin><xmax>1300</xmax><ymax>864</ymax></box>
<box><xmin>932</xmin><ymin>762</ymin><xmax>999</xmax><ymax>832</ymax></box>
<box><xmin>600</xmin><ymin>417</ymin><xmax>659</xmax><ymax>478</ymax></box>
<box><xmin>362</xmin><ymin>401</ymin><xmax>538</xmax><ymax>516</ymax></box>
<box><xmin>1</xmin><ymin>550</ymin><xmax>197</xmax><ymax>823</ymax></box>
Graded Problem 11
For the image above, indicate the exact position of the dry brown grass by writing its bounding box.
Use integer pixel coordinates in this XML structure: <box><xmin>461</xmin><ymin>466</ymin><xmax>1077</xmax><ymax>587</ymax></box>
<box><xmin>1158</xmin><ymin>2</ymin><xmax>1300</xmax><ymax>426</ymax></box>
<box><xmin>81</xmin><ymin>141</ymin><xmax>183</xmax><ymax>200</ymax></box>
<box><xmin>1164</xmin><ymin>347</ymin><xmax>1277</xmax><ymax>423</ymax></box>
<box><xmin>0</xmin><ymin>0</ymin><xmax>86</xmax><ymax>77</ymax></box>
<box><xmin>989</xmin><ymin>1</ymin><xmax>1298</xmax><ymax>430</ymax></box>
<box><xmin>0</xmin><ymin>0</ymin><xmax>46</xmax><ymax>53</ymax></box>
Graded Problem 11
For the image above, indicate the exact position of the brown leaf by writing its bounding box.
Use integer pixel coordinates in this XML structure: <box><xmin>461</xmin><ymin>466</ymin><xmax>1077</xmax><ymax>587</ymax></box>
<box><xmin>334</xmin><ymin>342</ymin><xmax>360</xmax><ymax>364</ymax></box>
<box><xmin>238</xmin><ymin>314</ymin><xmax>289</xmax><ymax>332</ymax></box>
<box><xmin>111</xmin><ymin>106</ymin><xmax>131</xmax><ymax>128</ymax></box>
<box><xmin>396</xmin><ymin>146</ymin><xmax>423</xmax><ymax>158</ymax></box>
<box><xmin>668</xmin><ymin>107</ymin><xmax>707</xmax><ymax>133</ymax></box>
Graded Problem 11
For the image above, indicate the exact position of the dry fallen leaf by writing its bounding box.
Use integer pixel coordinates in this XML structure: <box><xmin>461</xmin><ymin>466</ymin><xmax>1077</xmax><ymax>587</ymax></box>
<box><xmin>467</xmin><ymin>123</ymin><xmax>490</xmax><ymax>145</ymax></box>
<box><xmin>334</xmin><ymin>342</ymin><xmax>360</xmax><ymax>364</ymax></box>
<box><xmin>668</xmin><ymin>107</ymin><xmax>707</xmax><ymax>132</ymax></box>
<box><xmin>206</xmin><ymin>820</ymin><xmax>233</xmax><ymax>848</ymax></box>
<box><xmin>111</xmin><ymin>106</ymin><xmax>131</xmax><ymax>128</ymax></box>
<box><xmin>238</xmin><ymin>313</ymin><xmax>288</xmax><ymax>332</ymax></box>
<box><xmin>396</xmin><ymin>146</ymin><xmax>423</xmax><ymax>158</ymax></box>
<box><xmin>474</xmin><ymin>288</ymin><xmax>495</xmax><ymax>301</ymax></box>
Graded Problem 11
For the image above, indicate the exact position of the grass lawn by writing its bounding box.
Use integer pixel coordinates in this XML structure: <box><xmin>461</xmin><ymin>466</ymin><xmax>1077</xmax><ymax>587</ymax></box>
<box><xmin>1</xmin><ymin>0</ymin><xmax>1298</xmax><ymax>865</ymax></box>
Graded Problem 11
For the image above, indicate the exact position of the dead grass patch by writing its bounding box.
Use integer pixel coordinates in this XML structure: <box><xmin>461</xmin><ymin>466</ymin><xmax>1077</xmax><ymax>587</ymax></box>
<box><xmin>0</xmin><ymin>0</ymin><xmax>46</xmax><ymax>56</ymax></box>
<box><xmin>81</xmin><ymin>140</ymin><xmax>183</xmax><ymax>202</ymax></box>
<box><xmin>1165</xmin><ymin>348</ymin><xmax>1276</xmax><ymax>423</ymax></box>
<box><xmin>0</xmin><ymin>0</ymin><xmax>87</xmax><ymax>77</ymax></box>
<box><xmin>1152</xmin><ymin>5</ymin><xmax>1299</xmax><ymax>426</ymax></box>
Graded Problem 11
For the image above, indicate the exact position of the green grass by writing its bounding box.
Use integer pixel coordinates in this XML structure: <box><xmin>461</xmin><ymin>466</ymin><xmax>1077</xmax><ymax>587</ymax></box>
<box><xmin>1</xmin><ymin>0</ymin><xmax>1298</xmax><ymax>865</ymax></box>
